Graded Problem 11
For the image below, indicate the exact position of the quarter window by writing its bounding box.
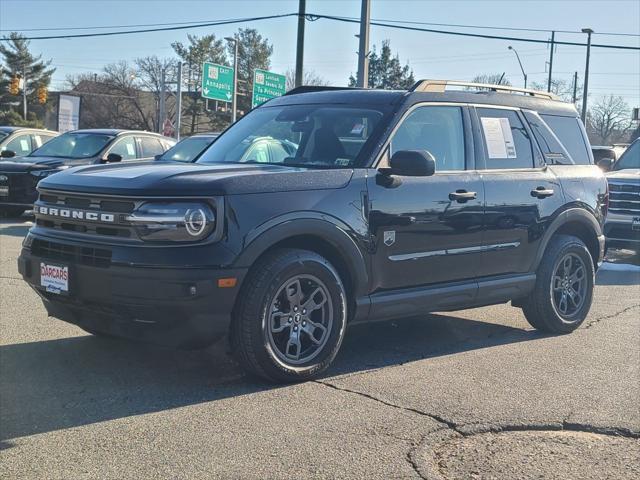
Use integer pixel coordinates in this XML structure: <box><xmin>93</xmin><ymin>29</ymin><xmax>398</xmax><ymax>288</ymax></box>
<box><xmin>390</xmin><ymin>106</ymin><xmax>466</xmax><ymax>171</ymax></box>
<box><xmin>140</xmin><ymin>137</ymin><xmax>165</xmax><ymax>157</ymax></box>
<box><xmin>540</xmin><ymin>114</ymin><xmax>591</xmax><ymax>165</ymax></box>
<box><xmin>477</xmin><ymin>108</ymin><xmax>534</xmax><ymax>169</ymax></box>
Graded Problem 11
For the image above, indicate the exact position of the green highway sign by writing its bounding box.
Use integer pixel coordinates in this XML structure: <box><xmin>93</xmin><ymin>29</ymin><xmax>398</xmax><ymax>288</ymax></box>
<box><xmin>202</xmin><ymin>62</ymin><xmax>234</xmax><ymax>102</ymax></box>
<box><xmin>252</xmin><ymin>69</ymin><xmax>286</xmax><ymax>108</ymax></box>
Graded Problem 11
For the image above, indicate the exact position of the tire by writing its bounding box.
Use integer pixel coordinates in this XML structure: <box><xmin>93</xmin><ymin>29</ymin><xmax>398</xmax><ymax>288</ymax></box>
<box><xmin>522</xmin><ymin>234</ymin><xmax>595</xmax><ymax>333</ymax></box>
<box><xmin>0</xmin><ymin>207</ymin><xmax>25</xmax><ymax>218</ymax></box>
<box><xmin>231</xmin><ymin>248</ymin><xmax>347</xmax><ymax>383</ymax></box>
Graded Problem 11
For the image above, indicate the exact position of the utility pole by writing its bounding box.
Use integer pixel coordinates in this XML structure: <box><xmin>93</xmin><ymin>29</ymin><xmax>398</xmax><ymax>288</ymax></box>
<box><xmin>581</xmin><ymin>28</ymin><xmax>594</xmax><ymax>122</ymax></box>
<box><xmin>356</xmin><ymin>0</ymin><xmax>371</xmax><ymax>88</ymax></box>
<box><xmin>159</xmin><ymin>68</ymin><xmax>166</xmax><ymax>134</ymax></box>
<box><xmin>547</xmin><ymin>31</ymin><xmax>555</xmax><ymax>93</ymax></box>
<box><xmin>22</xmin><ymin>64</ymin><xmax>27</xmax><ymax>120</ymax></box>
<box><xmin>176</xmin><ymin>61</ymin><xmax>182</xmax><ymax>141</ymax></box>
<box><xmin>572</xmin><ymin>71</ymin><xmax>578</xmax><ymax>104</ymax></box>
<box><xmin>225</xmin><ymin>36</ymin><xmax>238</xmax><ymax>123</ymax></box>
<box><xmin>294</xmin><ymin>0</ymin><xmax>306</xmax><ymax>88</ymax></box>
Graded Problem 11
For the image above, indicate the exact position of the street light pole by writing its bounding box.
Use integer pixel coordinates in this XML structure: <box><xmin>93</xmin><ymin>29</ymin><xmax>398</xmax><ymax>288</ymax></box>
<box><xmin>581</xmin><ymin>28</ymin><xmax>594</xmax><ymax>122</ymax></box>
<box><xmin>176</xmin><ymin>61</ymin><xmax>182</xmax><ymax>141</ymax></box>
<box><xmin>547</xmin><ymin>31</ymin><xmax>555</xmax><ymax>93</ymax></box>
<box><xmin>225</xmin><ymin>36</ymin><xmax>238</xmax><ymax>123</ymax></box>
<box><xmin>508</xmin><ymin>46</ymin><xmax>527</xmax><ymax>89</ymax></box>
<box><xmin>22</xmin><ymin>64</ymin><xmax>27</xmax><ymax>120</ymax></box>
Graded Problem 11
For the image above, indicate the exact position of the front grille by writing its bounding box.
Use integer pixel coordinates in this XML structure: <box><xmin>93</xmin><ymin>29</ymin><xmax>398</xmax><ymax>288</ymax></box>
<box><xmin>34</xmin><ymin>190</ymin><xmax>137</xmax><ymax>240</ymax></box>
<box><xmin>32</xmin><ymin>239</ymin><xmax>112</xmax><ymax>268</ymax></box>
<box><xmin>608</xmin><ymin>182</ymin><xmax>640</xmax><ymax>215</ymax></box>
<box><xmin>0</xmin><ymin>171</ymin><xmax>39</xmax><ymax>203</ymax></box>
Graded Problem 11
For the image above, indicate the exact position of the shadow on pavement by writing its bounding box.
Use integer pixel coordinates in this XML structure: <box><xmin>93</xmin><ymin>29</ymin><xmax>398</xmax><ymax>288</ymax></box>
<box><xmin>0</xmin><ymin>312</ymin><xmax>542</xmax><ymax>445</ymax></box>
<box><xmin>0</xmin><ymin>218</ymin><xmax>32</xmax><ymax>238</ymax></box>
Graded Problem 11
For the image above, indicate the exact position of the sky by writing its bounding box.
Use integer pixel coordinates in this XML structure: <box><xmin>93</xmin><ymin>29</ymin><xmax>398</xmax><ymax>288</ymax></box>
<box><xmin>1</xmin><ymin>0</ymin><xmax>639</xmax><ymax>106</ymax></box>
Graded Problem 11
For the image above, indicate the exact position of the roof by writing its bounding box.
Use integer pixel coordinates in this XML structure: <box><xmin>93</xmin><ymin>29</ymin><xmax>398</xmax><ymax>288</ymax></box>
<box><xmin>273</xmin><ymin>83</ymin><xmax>577</xmax><ymax>117</ymax></box>
<box><xmin>67</xmin><ymin>129</ymin><xmax>172</xmax><ymax>138</ymax></box>
<box><xmin>0</xmin><ymin>126</ymin><xmax>56</xmax><ymax>134</ymax></box>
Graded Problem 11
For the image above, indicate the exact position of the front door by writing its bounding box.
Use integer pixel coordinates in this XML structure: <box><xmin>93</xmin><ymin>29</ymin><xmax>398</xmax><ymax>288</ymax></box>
<box><xmin>367</xmin><ymin>104</ymin><xmax>484</xmax><ymax>292</ymax></box>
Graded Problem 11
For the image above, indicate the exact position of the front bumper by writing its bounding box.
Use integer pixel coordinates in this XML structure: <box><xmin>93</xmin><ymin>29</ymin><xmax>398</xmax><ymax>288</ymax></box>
<box><xmin>18</xmin><ymin>244</ymin><xmax>247</xmax><ymax>348</ymax></box>
<box><xmin>0</xmin><ymin>171</ymin><xmax>39</xmax><ymax>207</ymax></box>
<box><xmin>604</xmin><ymin>215</ymin><xmax>640</xmax><ymax>252</ymax></box>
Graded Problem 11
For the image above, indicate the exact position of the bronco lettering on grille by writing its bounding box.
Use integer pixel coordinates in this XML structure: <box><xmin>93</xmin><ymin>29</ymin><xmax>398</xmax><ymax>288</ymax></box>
<box><xmin>37</xmin><ymin>206</ymin><xmax>115</xmax><ymax>223</ymax></box>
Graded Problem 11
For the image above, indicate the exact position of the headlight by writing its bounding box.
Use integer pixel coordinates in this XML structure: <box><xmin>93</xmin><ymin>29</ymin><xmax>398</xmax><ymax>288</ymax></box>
<box><xmin>126</xmin><ymin>202</ymin><xmax>216</xmax><ymax>242</ymax></box>
<box><xmin>30</xmin><ymin>166</ymin><xmax>68</xmax><ymax>178</ymax></box>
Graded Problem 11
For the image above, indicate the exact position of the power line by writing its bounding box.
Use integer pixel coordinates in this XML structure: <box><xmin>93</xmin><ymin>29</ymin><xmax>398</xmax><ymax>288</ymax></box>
<box><xmin>2</xmin><ymin>12</ymin><xmax>639</xmax><ymax>51</ymax></box>
<box><xmin>0</xmin><ymin>13</ymin><xmax>298</xmax><ymax>41</ymax></box>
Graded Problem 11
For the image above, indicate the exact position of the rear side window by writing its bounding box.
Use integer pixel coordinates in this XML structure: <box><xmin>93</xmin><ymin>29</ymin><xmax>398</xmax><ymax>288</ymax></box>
<box><xmin>540</xmin><ymin>114</ymin><xmax>591</xmax><ymax>165</ymax></box>
<box><xmin>477</xmin><ymin>108</ymin><xmax>534</xmax><ymax>169</ymax></box>
<box><xmin>110</xmin><ymin>136</ymin><xmax>138</xmax><ymax>160</ymax></box>
<box><xmin>140</xmin><ymin>137</ymin><xmax>165</xmax><ymax>157</ymax></box>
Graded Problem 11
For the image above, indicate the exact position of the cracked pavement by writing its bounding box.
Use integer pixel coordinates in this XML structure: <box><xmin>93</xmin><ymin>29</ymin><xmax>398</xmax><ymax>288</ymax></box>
<box><xmin>1</xmin><ymin>218</ymin><xmax>639</xmax><ymax>479</ymax></box>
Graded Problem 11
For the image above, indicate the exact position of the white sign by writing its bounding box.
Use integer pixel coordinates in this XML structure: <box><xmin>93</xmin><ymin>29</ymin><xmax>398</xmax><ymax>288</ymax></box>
<box><xmin>40</xmin><ymin>263</ymin><xmax>69</xmax><ymax>294</ymax></box>
<box><xmin>57</xmin><ymin>94</ymin><xmax>81</xmax><ymax>133</ymax></box>
<box><xmin>481</xmin><ymin>117</ymin><xmax>517</xmax><ymax>159</ymax></box>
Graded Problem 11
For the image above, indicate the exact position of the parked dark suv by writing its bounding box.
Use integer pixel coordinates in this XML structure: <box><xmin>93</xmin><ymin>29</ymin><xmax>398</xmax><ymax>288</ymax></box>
<box><xmin>0</xmin><ymin>129</ymin><xmax>175</xmax><ymax>217</ymax></box>
<box><xmin>18</xmin><ymin>80</ymin><xmax>607</xmax><ymax>382</ymax></box>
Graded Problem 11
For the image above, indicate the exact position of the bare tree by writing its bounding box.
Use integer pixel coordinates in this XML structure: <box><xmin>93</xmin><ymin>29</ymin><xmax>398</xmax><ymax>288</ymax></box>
<box><xmin>285</xmin><ymin>68</ymin><xmax>329</xmax><ymax>91</ymax></box>
<box><xmin>531</xmin><ymin>77</ymin><xmax>582</xmax><ymax>104</ymax></box>
<box><xmin>470</xmin><ymin>73</ymin><xmax>511</xmax><ymax>86</ymax></box>
<box><xmin>588</xmin><ymin>95</ymin><xmax>632</xmax><ymax>145</ymax></box>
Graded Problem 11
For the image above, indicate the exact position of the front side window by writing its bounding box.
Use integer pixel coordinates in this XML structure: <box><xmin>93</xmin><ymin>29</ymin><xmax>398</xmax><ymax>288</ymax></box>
<box><xmin>31</xmin><ymin>133</ymin><xmax>113</xmax><ymax>159</ymax></box>
<box><xmin>109</xmin><ymin>136</ymin><xmax>138</xmax><ymax>160</ymax></box>
<box><xmin>2</xmin><ymin>134</ymin><xmax>32</xmax><ymax>155</ymax></box>
<box><xmin>478</xmin><ymin>108</ymin><xmax>534</xmax><ymax>169</ymax></box>
<box><xmin>614</xmin><ymin>140</ymin><xmax>639</xmax><ymax>170</ymax></box>
<box><xmin>389</xmin><ymin>106</ymin><xmax>466</xmax><ymax>171</ymax></box>
<box><xmin>197</xmin><ymin>105</ymin><xmax>386</xmax><ymax>168</ymax></box>
<box><xmin>540</xmin><ymin>114</ymin><xmax>591</xmax><ymax>165</ymax></box>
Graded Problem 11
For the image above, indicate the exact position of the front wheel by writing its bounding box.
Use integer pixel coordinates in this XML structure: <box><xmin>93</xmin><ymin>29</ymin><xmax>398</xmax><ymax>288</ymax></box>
<box><xmin>231</xmin><ymin>249</ymin><xmax>347</xmax><ymax>383</ymax></box>
<box><xmin>522</xmin><ymin>235</ymin><xmax>595</xmax><ymax>333</ymax></box>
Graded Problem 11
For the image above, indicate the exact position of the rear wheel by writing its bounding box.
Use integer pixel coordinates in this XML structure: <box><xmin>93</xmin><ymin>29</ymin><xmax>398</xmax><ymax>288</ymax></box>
<box><xmin>231</xmin><ymin>248</ymin><xmax>347</xmax><ymax>383</ymax></box>
<box><xmin>522</xmin><ymin>235</ymin><xmax>594</xmax><ymax>333</ymax></box>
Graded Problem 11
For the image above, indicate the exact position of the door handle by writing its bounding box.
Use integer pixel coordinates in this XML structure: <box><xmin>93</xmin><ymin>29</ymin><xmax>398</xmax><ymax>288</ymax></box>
<box><xmin>531</xmin><ymin>186</ymin><xmax>555</xmax><ymax>198</ymax></box>
<box><xmin>449</xmin><ymin>190</ymin><xmax>477</xmax><ymax>202</ymax></box>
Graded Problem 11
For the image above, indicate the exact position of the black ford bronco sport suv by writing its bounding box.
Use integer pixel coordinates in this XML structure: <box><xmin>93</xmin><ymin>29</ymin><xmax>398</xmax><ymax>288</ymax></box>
<box><xmin>18</xmin><ymin>80</ymin><xmax>608</xmax><ymax>382</ymax></box>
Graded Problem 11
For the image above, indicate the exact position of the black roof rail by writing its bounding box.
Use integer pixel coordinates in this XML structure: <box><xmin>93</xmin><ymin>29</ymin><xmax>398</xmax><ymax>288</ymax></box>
<box><xmin>409</xmin><ymin>79</ymin><xmax>560</xmax><ymax>100</ymax></box>
<box><xmin>284</xmin><ymin>85</ymin><xmax>360</xmax><ymax>96</ymax></box>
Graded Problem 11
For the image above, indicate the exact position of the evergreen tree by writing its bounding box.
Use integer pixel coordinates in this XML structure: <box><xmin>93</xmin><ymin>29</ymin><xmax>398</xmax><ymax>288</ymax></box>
<box><xmin>349</xmin><ymin>40</ymin><xmax>414</xmax><ymax>89</ymax></box>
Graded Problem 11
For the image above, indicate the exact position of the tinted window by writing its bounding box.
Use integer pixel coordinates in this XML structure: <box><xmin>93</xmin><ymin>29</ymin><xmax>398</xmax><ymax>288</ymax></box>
<box><xmin>110</xmin><ymin>136</ymin><xmax>138</xmax><ymax>160</ymax></box>
<box><xmin>32</xmin><ymin>133</ymin><xmax>113</xmax><ymax>158</ymax></box>
<box><xmin>478</xmin><ymin>108</ymin><xmax>534</xmax><ymax>169</ymax></box>
<box><xmin>2</xmin><ymin>134</ymin><xmax>32</xmax><ymax>155</ymax></box>
<box><xmin>614</xmin><ymin>140</ymin><xmax>639</xmax><ymax>170</ymax></box>
<box><xmin>160</xmin><ymin>136</ymin><xmax>214</xmax><ymax>162</ymax></box>
<box><xmin>31</xmin><ymin>133</ymin><xmax>56</xmax><ymax>149</ymax></box>
<box><xmin>197</xmin><ymin>105</ymin><xmax>385</xmax><ymax>168</ymax></box>
<box><xmin>390</xmin><ymin>106</ymin><xmax>465</xmax><ymax>171</ymax></box>
<box><xmin>523</xmin><ymin>111</ymin><xmax>571</xmax><ymax>164</ymax></box>
<box><xmin>541</xmin><ymin>114</ymin><xmax>591</xmax><ymax>165</ymax></box>
<box><xmin>140</xmin><ymin>137</ymin><xmax>165</xmax><ymax>157</ymax></box>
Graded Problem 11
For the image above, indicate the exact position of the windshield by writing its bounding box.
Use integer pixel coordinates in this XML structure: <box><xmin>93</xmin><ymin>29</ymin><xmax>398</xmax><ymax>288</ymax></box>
<box><xmin>613</xmin><ymin>140</ymin><xmax>639</xmax><ymax>170</ymax></box>
<box><xmin>196</xmin><ymin>105</ymin><xmax>386</xmax><ymax>168</ymax></box>
<box><xmin>30</xmin><ymin>132</ymin><xmax>113</xmax><ymax>159</ymax></box>
<box><xmin>160</xmin><ymin>136</ymin><xmax>216</xmax><ymax>162</ymax></box>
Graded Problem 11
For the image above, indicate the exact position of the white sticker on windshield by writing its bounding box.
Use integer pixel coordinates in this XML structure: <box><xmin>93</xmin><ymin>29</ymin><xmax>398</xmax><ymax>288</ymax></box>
<box><xmin>126</xmin><ymin>143</ymin><xmax>135</xmax><ymax>156</ymax></box>
<box><xmin>481</xmin><ymin>117</ymin><xmax>517</xmax><ymax>159</ymax></box>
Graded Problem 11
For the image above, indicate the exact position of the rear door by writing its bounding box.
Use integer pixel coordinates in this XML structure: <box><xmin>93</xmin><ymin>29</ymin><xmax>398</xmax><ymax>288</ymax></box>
<box><xmin>367</xmin><ymin>104</ymin><xmax>484</xmax><ymax>291</ymax></box>
<box><xmin>474</xmin><ymin>106</ymin><xmax>564</xmax><ymax>276</ymax></box>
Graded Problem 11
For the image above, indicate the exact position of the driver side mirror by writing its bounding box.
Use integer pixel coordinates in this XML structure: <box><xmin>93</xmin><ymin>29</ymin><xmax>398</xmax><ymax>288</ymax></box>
<box><xmin>104</xmin><ymin>153</ymin><xmax>123</xmax><ymax>163</ymax></box>
<box><xmin>597</xmin><ymin>158</ymin><xmax>614</xmax><ymax>172</ymax></box>
<box><xmin>0</xmin><ymin>150</ymin><xmax>16</xmax><ymax>158</ymax></box>
<box><xmin>387</xmin><ymin>150</ymin><xmax>436</xmax><ymax>177</ymax></box>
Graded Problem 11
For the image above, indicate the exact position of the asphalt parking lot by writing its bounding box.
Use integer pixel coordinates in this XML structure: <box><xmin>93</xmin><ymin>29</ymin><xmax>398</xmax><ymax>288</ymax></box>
<box><xmin>1</xmin><ymin>216</ymin><xmax>639</xmax><ymax>479</ymax></box>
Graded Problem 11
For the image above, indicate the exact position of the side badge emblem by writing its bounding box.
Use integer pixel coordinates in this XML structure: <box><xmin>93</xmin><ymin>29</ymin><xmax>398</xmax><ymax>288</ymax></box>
<box><xmin>383</xmin><ymin>230</ymin><xmax>396</xmax><ymax>247</ymax></box>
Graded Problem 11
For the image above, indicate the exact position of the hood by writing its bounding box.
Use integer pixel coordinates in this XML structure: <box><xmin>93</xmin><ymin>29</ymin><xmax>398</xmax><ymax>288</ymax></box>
<box><xmin>37</xmin><ymin>161</ymin><xmax>354</xmax><ymax>196</ymax></box>
<box><xmin>0</xmin><ymin>156</ymin><xmax>68</xmax><ymax>172</ymax></box>
<box><xmin>606</xmin><ymin>169</ymin><xmax>640</xmax><ymax>181</ymax></box>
